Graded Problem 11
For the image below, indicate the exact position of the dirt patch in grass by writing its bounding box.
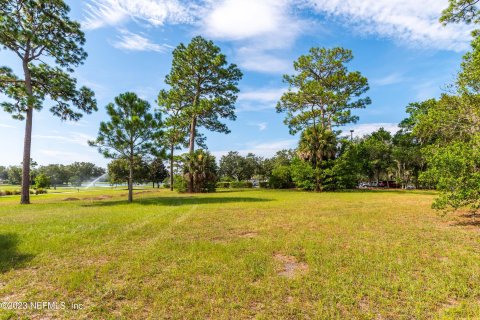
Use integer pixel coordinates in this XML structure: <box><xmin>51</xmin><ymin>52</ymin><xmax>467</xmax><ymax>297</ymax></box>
<box><xmin>85</xmin><ymin>195</ymin><xmax>113</xmax><ymax>201</ymax></box>
<box><xmin>63</xmin><ymin>198</ymin><xmax>80</xmax><ymax>201</ymax></box>
<box><xmin>274</xmin><ymin>253</ymin><xmax>308</xmax><ymax>278</ymax></box>
<box><xmin>239</xmin><ymin>231</ymin><xmax>258</xmax><ymax>238</ymax></box>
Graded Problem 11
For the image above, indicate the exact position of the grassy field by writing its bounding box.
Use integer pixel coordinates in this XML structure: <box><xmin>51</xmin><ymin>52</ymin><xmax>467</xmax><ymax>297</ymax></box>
<box><xmin>0</xmin><ymin>188</ymin><xmax>479</xmax><ymax>319</ymax></box>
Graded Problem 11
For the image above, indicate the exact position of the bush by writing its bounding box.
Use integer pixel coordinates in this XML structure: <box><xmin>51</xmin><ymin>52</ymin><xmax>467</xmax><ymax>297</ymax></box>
<box><xmin>229</xmin><ymin>181</ymin><xmax>254</xmax><ymax>188</ymax></box>
<box><xmin>290</xmin><ymin>158</ymin><xmax>316</xmax><ymax>191</ymax></box>
<box><xmin>35</xmin><ymin>188</ymin><xmax>48</xmax><ymax>195</ymax></box>
<box><xmin>13</xmin><ymin>190</ymin><xmax>21</xmax><ymax>195</ymax></box>
<box><xmin>173</xmin><ymin>175</ymin><xmax>188</xmax><ymax>193</ymax></box>
<box><xmin>259</xmin><ymin>181</ymin><xmax>269</xmax><ymax>188</ymax></box>
<box><xmin>0</xmin><ymin>191</ymin><xmax>4</xmax><ymax>196</ymax></box>
<box><xmin>163</xmin><ymin>177</ymin><xmax>171</xmax><ymax>189</ymax></box>
<box><xmin>269</xmin><ymin>165</ymin><xmax>293</xmax><ymax>189</ymax></box>
<box><xmin>4</xmin><ymin>190</ymin><xmax>12</xmax><ymax>196</ymax></box>
<box><xmin>216</xmin><ymin>182</ymin><xmax>231</xmax><ymax>188</ymax></box>
<box><xmin>34</xmin><ymin>173</ymin><xmax>51</xmax><ymax>189</ymax></box>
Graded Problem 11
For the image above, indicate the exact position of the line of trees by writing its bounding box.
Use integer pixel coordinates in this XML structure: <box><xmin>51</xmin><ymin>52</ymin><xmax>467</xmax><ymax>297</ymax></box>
<box><xmin>0</xmin><ymin>162</ymin><xmax>105</xmax><ymax>188</ymax></box>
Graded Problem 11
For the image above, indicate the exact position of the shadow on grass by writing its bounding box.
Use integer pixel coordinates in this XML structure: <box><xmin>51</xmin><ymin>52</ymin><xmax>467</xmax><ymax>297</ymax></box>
<box><xmin>82</xmin><ymin>196</ymin><xmax>273</xmax><ymax>207</ymax></box>
<box><xmin>0</xmin><ymin>234</ymin><xmax>33</xmax><ymax>273</ymax></box>
<box><xmin>451</xmin><ymin>220</ymin><xmax>480</xmax><ymax>227</ymax></box>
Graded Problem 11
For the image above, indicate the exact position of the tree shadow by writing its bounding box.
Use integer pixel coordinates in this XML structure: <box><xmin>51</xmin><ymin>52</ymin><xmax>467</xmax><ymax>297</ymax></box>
<box><xmin>0</xmin><ymin>234</ymin><xmax>33</xmax><ymax>273</ymax></box>
<box><xmin>451</xmin><ymin>220</ymin><xmax>480</xmax><ymax>227</ymax></box>
<box><xmin>82</xmin><ymin>196</ymin><xmax>273</xmax><ymax>207</ymax></box>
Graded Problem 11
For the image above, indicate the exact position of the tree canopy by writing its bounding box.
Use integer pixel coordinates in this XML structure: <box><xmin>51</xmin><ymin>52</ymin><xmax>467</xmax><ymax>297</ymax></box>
<box><xmin>0</xmin><ymin>0</ymin><xmax>96</xmax><ymax>204</ymax></box>
<box><xmin>89</xmin><ymin>92</ymin><xmax>162</xmax><ymax>202</ymax></box>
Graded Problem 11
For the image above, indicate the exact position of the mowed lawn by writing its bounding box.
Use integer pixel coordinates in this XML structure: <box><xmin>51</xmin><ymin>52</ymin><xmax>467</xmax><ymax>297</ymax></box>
<box><xmin>0</xmin><ymin>188</ymin><xmax>479</xmax><ymax>319</ymax></box>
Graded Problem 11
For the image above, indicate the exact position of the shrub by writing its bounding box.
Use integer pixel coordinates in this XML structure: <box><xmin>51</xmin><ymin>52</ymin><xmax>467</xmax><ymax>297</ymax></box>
<box><xmin>216</xmin><ymin>182</ymin><xmax>231</xmax><ymax>188</ymax></box>
<box><xmin>0</xmin><ymin>191</ymin><xmax>4</xmax><ymax>196</ymax></box>
<box><xmin>13</xmin><ymin>190</ymin><xmax>21</xmax><ymax>195</ymax></box>
<box><xmin>34</xmin><ymin>173</ymin><xmax>51</xmax><ymax>189</ymax></box>
<box><xmin>4</xmin><ymin>190</ymin><xmax>12</xmax><ymax>196</ymax></box>
<box><xmin>163</xmin><ymin>177</ymin><xmax>171</xmax><ymax>189</ymax></box>
<box><xmin>181</xmin><ymin>150</ymin><xmax>218</xmax><ymax>193</ymax></box>
<box><xmin>173</xmin><ymin>175</ymin><xmax>188</xmax><ymax>193</ymax></box>
<box><xmin>259</xmin><ymin>181</ymin><xmax>269</xmax><ymax>188</ymax></box>
<box><xmin>269</xmin><ymin>165</ymin><xmax>293</xmax><ymax>189</ymax></box>
<box><xmin>290</xmin><ymin>158</ymin><xmax>316</xmax><ymax>191</ymax></box>
<box><xmin>229</xmin><ymin>181</ymin><xmax>253</xmax><ymax>188</ymax></box>
<box><xmin>230</xmin><ymin>181</ymin><xmax>244</xmax><ymax>188</ymax></box>
<box><xmin>35</xmin><ymin>188</ymin><xmax>48</xmax><ymax>195</ymax></box>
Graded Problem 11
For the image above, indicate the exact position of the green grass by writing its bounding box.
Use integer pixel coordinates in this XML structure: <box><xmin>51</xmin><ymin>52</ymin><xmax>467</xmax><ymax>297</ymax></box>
<box><xmin>0</xmin><ymin>188</ymin><xmax>479</xmax><ymax>319</ymax></box>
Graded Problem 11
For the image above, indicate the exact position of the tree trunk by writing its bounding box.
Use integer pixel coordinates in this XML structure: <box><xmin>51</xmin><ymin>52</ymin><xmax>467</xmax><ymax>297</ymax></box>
<box><xmin>21</xmin><ymin>60</ymin><xmax>34</xmax><ymax>204</ymax></box>
<box><xmin>152</xmin><ymin>181</ymin><xmax>155</xmax><ymax>189</ymax></box>
<box><xmin>170</xmin><ymin>144</ymin><xmax>174</xmax><ymax>191</ymax></box>
<box><xmin>188</xmin><ymin>117</ymin><xmax>197</xmax><ymax>193</ymax></box>
<box><xmin>128</xmin><ymin>158</ymin><xmax>133</xmax><ymax>203</ymax></box>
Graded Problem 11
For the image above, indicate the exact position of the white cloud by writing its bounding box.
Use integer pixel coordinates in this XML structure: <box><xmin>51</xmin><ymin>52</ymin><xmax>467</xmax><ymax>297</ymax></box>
<box><xmin>235</xmin><ymin>48</ymin><xmax>292</xmax><ymax>74</ymax></box>
<box><xmin>0</xmin><ymin>124</ymin><xmax>15</xmax><ymax>129</ymax></box>
<box><xmin>83</xmin><ymin>0</ymin><xmax>193</xmax><ymax>30</ymax></box>
<box><xmin>372</xmin><ymin>73</ymin><xmax>406</xmax><ymax>86</ymax></box>
<box><xmin>33</xmin><ymin>132</ymin><xmax>95</xmax><ymax>147</ymax></box>
<box><xmin>113</xmin><ymin>30</ymin><xmax>173</xmax><ymax>53</ymax></box>
<box><xmin>202</xmin><ymin>0</ymin><xmax>296</xmax><ymax>42</ymax></box>
<box><xmin>238</xmin><ymin>88</ymin><xmax>286</xmax><ymax>103</ymax></box>
<box><xmin>212</xmin><ymin>138</ymin><xmax>297</xmax><ymax>158</ymax></box>
<box><xmin>248</xmin><ymin>122</ymin><xmax>268</xmax><ymax>131</ymax></box>
<box><xmin>304</xmin><ymin>0</ymin><xmax>472</xmax><ymax>51</ymax></box>
<box><xmin>344</xmin><ymin>123</ymin><xmax>399</xmax><ymax>137</ymax></box>
<box><xmin>202</xmin><ymin>0</ymin><xmax>302</xmax><ymax>73</ymax></box>
<box><xmin>237</xmin><ymin>87</ymin><xmax>286</xmax><ymax>112</ymax></box>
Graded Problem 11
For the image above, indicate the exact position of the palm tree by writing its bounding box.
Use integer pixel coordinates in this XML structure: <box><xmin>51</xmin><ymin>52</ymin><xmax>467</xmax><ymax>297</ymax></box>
<box><xmin>297</xmin><ymin>127</ymin><xmax>337</xmax><ymax>191</ymax></box>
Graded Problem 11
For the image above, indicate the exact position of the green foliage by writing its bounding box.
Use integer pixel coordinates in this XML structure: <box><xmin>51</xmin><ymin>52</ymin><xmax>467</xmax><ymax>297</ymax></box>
<box><xmin>37</xmin><ymin>164</ymin><xmax>70</xmax><ymax>188</ymax></box>
<box><xmin>277</xmin><ymin>47</ymin><xmax>370</xmax><ymax>135</ymax></box>
<box><xmin>89</xmin><ymin>92</ymin><xmax>162</xmax><ymax>202</ymax></box>
<box><xmin>0</xmin><ymin>166</ymin><xmax>7</xmax><ymax>181</ymax></box>
<box><xmin>0</xmin><ymin>1</ymin><xmax>96</xmax><ymax>120</ymax></box>
<box><xmin>67</xmin><ymin>162</ymin><xmax>105</xmax><ymax>187</ymax></box>
<box><xmin>181</xmin><ymin>150</ymin><xmax>218</xmax><ymax>193</ymax></box>
<box><xmin>440</xmin><ymin>0</ymin><xmax>480</xmax><ymax>24</ymax></box>
<box><xmin>421</xmin><ymin>136</ymin><xmax>480</xmax><ymax>214</ymax></box>
<box><xmin>329</xmin><ymin>141</ymin><xmax>363</xmax><ymax>189</ymax></box>
<box><xmin>259</xmin><ymin>181</ymin><xmax>269</xmax><ymax>188</ymax></box>
<box><xmin>277</xmin><ymin>47</ymin><xmax>369</xmax><ymax>191</ymax></box>
<box><xmin>297</xmin><ymin>127</ymin><xmax>338</xmax><ymax>190</ymax></box>
<box><xmin>107</xmin><ymin>157</ymin><xmax>149</xmax><ymax>185</ymax></box>
<box><xmin>216</xmin><ymin>182</ymin><xmax>231</xmax><ymax>189</ymax></box>
<box><xmin>6</xmin><ymin>166</ymin><xmax>22</xmax><ymax>185</ymax></box>
<box><xmin>458</xmin><ymin>31</ymin><xmax>480</xmax><ymax>95</ymax></box>
<box><xmin>269</xmin><ymin>165</ymin><xmax>293</xmax><ymax>189</ymax></box>
<box><xmin>0</xmin><ymin>0</ymin><xmax>97</xmax><ymax>203</ymax></box>
<box><xmin>34</xmin><ymin>173</ymin><xmax>51</xmax><ymax>189</ymax></box>
<box><xmin>173</xmin><ymin>175</ymin><xmax>188</xmax><ymax>193</ymax></box>
<box><xmin>149</xmin><ymin>157</ymin><xmax>168</xmax><ymax>188</ymax></box>
<box><xmin>360</xmin><ymin>128</ymin><xmax>394</xmax><ymax>182</ymax></box>
<box><xmin>290</xmin><ymin>158</ymin><xmax>316</xmax><ymax>191</ymax></box>
<box><xmin>164</xmin><ymin>36</ymin><xmax>242</xmax><ymax>154</ymax></box>
<box><xmin>34</xmin><ymin>188</ymin><xmax>47</xmax><ymax>195</ymax></box>
<box><xmin>230</xmin><ymin>181</ymin><xmax>254</xmax><ymax>189</ymax></box>
<box><xmin>219</xmin><ymin>151</ymin><xmax>260</xmax><ymax>181</ymax></box>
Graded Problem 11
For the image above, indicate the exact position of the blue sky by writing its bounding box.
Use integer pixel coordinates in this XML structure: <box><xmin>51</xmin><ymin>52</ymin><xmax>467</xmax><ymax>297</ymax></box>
<box><xmin>0</xmin><ymin>0</ymin><xmax>473</xmax><ymax>166</ymax></box>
